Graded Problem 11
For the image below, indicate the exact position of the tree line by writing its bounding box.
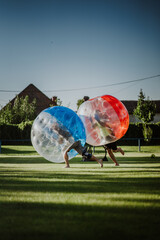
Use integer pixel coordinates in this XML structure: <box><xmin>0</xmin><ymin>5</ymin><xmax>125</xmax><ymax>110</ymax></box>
<box><xmin>0</xmin><ymin>89</ymin><xmax>157</xmax><ymax>141</ymax></box>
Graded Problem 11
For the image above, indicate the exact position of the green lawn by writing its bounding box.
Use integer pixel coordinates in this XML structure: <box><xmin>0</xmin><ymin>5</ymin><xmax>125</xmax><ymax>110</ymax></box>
<box><xmin>0</xmin><ymin>145</ymin><xmax>160</xmax><ymax>240</ymax></box>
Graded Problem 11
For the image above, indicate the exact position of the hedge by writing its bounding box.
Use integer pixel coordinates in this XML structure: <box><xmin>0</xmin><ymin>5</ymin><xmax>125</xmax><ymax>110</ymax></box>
<box><xmin>119</xmin><ymin>122</ymin><xmax>160</xmax><ymax>145</ymax></box>
<box><xmin>0</xmin><ymin>121</ymin><xmax>160</xmax><ymax>145</ymax></box>
<box><xmin>0</xmin><ymin>121</ymin><xmax>33</xmax><ymax>145</ymax></box>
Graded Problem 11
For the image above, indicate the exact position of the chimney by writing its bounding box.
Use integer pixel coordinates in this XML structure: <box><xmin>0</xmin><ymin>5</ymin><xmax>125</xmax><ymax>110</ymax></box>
<box><xmin>51</xmin><ymin>96</ymin><xmax>57</xmax><ymax>106</ymax></box>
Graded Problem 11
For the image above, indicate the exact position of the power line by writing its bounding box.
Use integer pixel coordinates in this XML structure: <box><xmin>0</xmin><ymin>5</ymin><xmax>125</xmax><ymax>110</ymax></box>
<box><xmin>45</xmin><ymin>74</ymin><xmax>160</xmax><ymax>92</ymax></box>
<box><xmin>0</xmin><ymin>74</ymin><xmax>160</xmax><ymax>93</ymax></box>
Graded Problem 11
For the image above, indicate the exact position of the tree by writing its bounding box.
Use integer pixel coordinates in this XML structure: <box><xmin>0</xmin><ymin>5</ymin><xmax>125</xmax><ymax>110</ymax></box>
<box><xmin>76</xmin><ymin>96</ymin><xmax>90</xmax><ymax>110</ymax></box>
<box><xmin>0</xmin><ymin>95</ymin><xmax>37</xmax><ymax>124</ymax></box>
<box><xmin>20</xmin><ymin>95</ymin><xmax>37</xmax><ymax>122</ymax></box>
<box><xmin>133</xmin><ymin>89</ymin><xmax>156</xmax><ymax>141</ymax></box>
<box><xmin>0</xmin><ymin>102</ymin><xmax>13</xmax><ymax>124</ymax></box>
<box><xmin>77</xmin><ymin>99</ymin><xmax>85</xmax><ymax>110</ymax></box>
<box><xmin>133</xmin><ymin>89</ymin><xmax>156</xmax><ymax>123</ymax></box>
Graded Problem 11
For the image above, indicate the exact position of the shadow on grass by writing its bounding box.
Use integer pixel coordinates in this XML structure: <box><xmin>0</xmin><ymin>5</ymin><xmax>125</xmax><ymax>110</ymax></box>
<box><xmin>0</xmin><ymin>157</ymin><xmax>48</xmax><ymax>164</ymax></box>
<box><xmin>0</xmin><ymin>201</ymin><xmax>160</xmax><ymax>240</ymax></box>
<box><xmin>1</xmin><ymin>147</ymin><xmax>36</xmax><ymax>155</ymax></box>
<box><xmin>0</xmin><ymin>156</ymin><xmax>160</xmax><ymax>164</ymax></box>
<box><xmin>1</xmin><ymin>172</ymin><xmax>160</xmax><ymax>194</ymax></box>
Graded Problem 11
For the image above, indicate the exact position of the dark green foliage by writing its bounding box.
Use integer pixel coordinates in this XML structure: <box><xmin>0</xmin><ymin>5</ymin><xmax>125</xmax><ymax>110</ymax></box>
<box><xmin>142</xmin><ymin>124</ymin><xmax>153</xmax><ymax>142</ymax></box>
<box><xmin>0</xmin><ymin>122</ymin><xmax>160</xmax><ymax>145</ymax></box>
<box><xmin>76</xmin><ymin>98</ymin><xmax>84</xmax><ymax>110</ymax></box>
<box><xmin>0</xmin><ymin>95</ymin><xmax>36</xmax><ymax>124</ymax></box>
<box><xmin>120</xmin><ymin>123</ymin><xmax>160</xmax><ymax>145</ymax></box>
<box><xmin>0</xmin><ymin>123</ymin><xmax>21</xmax><ymax>140</ymax></box>
<box><xmin>133</xmin><ymin>89</ymin><xmax>156</xmax><ymax>123</ymax></box>
<box><xmin>0</xmin><ymin>121</ymin><xmax>33</xmax><ymax>144</ymax></box>
<box><xmin>18</xmin><ymin>121</ymin><xmax>33</xmax><ymax>139</ymax></box>
<box><xmin>133</xmin><ymin>89</ymin><xmax>156</xmax><ymax>141</ymax></box>
<box><xmin>0</xmin><ymin>102</ymin><xmax>13</xmax><ymax>124</ymax></box>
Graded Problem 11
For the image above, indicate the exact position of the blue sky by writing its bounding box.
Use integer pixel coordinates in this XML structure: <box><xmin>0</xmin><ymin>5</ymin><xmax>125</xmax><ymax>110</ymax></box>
<box><xmin>0</xmin><ymin>0</ymin><xmax>160</xmax><ymax>110</ymax></box>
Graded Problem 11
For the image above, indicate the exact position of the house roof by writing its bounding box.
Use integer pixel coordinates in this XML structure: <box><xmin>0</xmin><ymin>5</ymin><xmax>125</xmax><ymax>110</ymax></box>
<box><xmin>7</xmin><ymin>84</ymin><xmax>54</xmax><ymax>115</ymax></box>
<box><xmin>3</xmin><ymin>86</ymin><xmax>160</xmax><ymax>116</ymax></box>
<box><xmin>122</xmin><ymin>100</ymin><xmax>160</xmax><ymax>114</ymax></box>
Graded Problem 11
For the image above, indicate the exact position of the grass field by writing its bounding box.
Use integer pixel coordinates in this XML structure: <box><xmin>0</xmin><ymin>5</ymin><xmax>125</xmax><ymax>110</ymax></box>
<box><xmin>0</xmin><ymin>145</ymin><xmax>160</xmax><ymax>240</ymax></box>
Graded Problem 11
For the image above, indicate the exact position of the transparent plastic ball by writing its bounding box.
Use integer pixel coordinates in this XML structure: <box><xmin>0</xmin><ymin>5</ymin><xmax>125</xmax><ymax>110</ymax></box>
<box><xmin>31</xmin><ymin>106</ymin><xmax>86</xmax><ymax>163</ymax></box>
<box><xmin>77</xmin><ymin>95</ymin><xmax>129</xmax><ymax>146</ymax></box>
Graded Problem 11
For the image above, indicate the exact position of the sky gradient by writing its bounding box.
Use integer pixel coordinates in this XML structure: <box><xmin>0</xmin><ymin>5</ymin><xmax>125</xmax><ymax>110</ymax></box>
<box><xmin>0</xmin><ymin>0</ymin><xmax>160</xmax><ymax>110</ymax></box>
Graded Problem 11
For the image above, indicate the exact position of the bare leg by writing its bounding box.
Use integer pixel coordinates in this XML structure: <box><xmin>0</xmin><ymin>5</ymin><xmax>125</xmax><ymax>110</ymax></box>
<box><xmin>63</xmin><ymin>142</ymin><xmax>103</xmax><ymax>168</ymax></box>
<box><xmin>107</xmin><ymin>149</ymin><xmax>119</xmax><ymax>166</ymax></box>
<box><xmin>63</xmin><ymin>151</ymin><xmax>70</xmax><ymax>168</ymax></box>
<box><xmin>117</xmin><ymin>147</ymin><xmax>124</xmax><ymax>155</ymax></box>
<box><xmin>90</xmin><ymin>155</ymin><xmax>103</xmax><ymax>168</ymax></box>
<box><xmin>113</xmin><ymin>147</ymin><xmax>124</xmax><ymax>155</ymax></box>
<box><xmin>72</xmin><ymin>143</ymin><xmax>103</xmax><ymax>167</ymax></box>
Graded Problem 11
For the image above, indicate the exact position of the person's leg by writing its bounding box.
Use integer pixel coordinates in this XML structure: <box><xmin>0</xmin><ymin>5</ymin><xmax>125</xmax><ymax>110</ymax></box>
<box><xmin>63</xmin><ymin>141</ymin><xmax>81</xmax><ymax>168</ymax></box>
<box><xmin>80</xmin><ymin>144</ymin><xmax>103</xmax><ymax>167</ymax></box>
<box><xmin>90</xmin><ymin>155</ymin><xmax>103</xmax><ymax>167</ymax></box>
<box><xmin>113</xmin><ymin>147</ymin><xmax>124</xmax><ymax>155</ymax></box>
<box><xmin>74</xmin><ymin>142</ymin><xmax>103</xmax><ymax>168</ymax></box>
<box><xmin>107</xmin><ymin>149</ymin><xmax>119</xmax><ymax>166</ymax></box>
<box><xmin>117</xmin><ymin>147</ymin><xmax>124</xmax><ymax>155</ymax></box>
<box><xmin>63</xmin><ymin>150</ymin><xmax>70</xmax><ymax>168</ymax></box>
<box><xmin>63</xmin><ymin>141</ymin><xmax>103</xmax><ymax>168</ymax></box>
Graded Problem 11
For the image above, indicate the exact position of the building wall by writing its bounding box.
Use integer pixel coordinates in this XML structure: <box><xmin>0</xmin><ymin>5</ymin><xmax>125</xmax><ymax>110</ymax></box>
<box><xmin>129</xmin><ymin>113</ymin><xmax>160</xmax><ymax>123</ymax></box>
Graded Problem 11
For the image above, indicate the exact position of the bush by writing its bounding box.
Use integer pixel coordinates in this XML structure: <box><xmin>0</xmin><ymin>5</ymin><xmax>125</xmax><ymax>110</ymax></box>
<box><xmin>0</xmin><ymin>121</ymin><xmax>33</xmax><ymax>144</ymax></box>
